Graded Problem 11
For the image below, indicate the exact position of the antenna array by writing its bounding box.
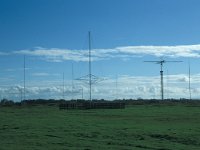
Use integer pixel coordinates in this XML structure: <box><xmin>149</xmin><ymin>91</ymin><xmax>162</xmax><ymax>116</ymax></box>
<box><xmin>144</xmin><ymin>59</ymin><xmax>182</xmax><ymax>100</ymax></box>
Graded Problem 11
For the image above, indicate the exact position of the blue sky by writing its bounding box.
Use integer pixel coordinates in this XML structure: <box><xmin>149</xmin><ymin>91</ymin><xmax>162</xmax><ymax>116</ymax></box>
<box><xmin>1</xmin><ymin>0</ymin><xmax>200</xmax><ymax>100</ymax></box>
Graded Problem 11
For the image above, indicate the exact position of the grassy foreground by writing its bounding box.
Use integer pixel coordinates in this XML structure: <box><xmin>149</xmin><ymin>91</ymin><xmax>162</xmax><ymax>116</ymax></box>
<box><xmin>0</xmin><ymin>104</ymin><xmax>200</xmax><ymax>150</ymax></box>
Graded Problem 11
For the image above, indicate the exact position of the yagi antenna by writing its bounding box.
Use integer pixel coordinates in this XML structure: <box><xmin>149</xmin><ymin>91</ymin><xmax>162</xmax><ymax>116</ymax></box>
<box><xmin>144</xmin><ymin>59</ymin><xmax>182</xmax><ymax>100</ymax></box>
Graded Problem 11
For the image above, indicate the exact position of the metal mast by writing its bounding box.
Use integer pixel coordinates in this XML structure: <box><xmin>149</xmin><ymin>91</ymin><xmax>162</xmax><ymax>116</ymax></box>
<box><xmin>188</xmin><ymin>61</ymin><xmax>192</xmax><ymax>100</ymax></box>
<box><xmin>88</xmin><ymin>31</ymin><xmax>92</xmax><ymax>101</ymax></box>
<box><xmin>20</xmin><ymin>88</ymin><xmax>23</xmax><ymax>102</ymax></box>
<box><xmin>71</xmin><ymin>63</ymin><xmax>75</xmax><ymax>100</ymax></box>
<box><xmin>63</xmin><ymin>72</ymin><xmax>65</xmax><ymax>99</ymax></box>
<box><xmin>23</xmin><ymin>55</ymin><xmax>26</xmax><ymax>100</ymax></box>
<box><xmin>72</xmin><ymin>63</ymin><xmax>74</xmax><ymax>89</ymax></box>
<box><xmin>160</xmin><ymin>61</ymin><xmax>164</xmax><ymax>100</ymax></box>
<box><xmin>166</xmin><ymin>70</ymin><xmax>169</xmax><ymax>99</ymax></box>
<box><xmin>115</xmin><ymin>75</ymin><xmax>118</xmax><ymax>100</ymax></box>
<box><xmin>144</xmin><ymin>59</ymin><xmax>182</xmax><ymax>100</ymax></box>
<box><xmin>76</xmin><ymin>31</ymin><xmax>103</xmax><ymax>101</ymax></box>
<box><xmin>81</xmin><ymin>87</ymin><xmax>84</xmax><ymax>99</ymax></box>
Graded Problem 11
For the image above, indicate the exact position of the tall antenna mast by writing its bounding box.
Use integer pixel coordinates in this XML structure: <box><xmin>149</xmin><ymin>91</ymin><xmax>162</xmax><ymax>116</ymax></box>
<box><xmin>144</xmin><ymin>59</ymin><xmax>182</xmax><ymax>100</ymax></box>
<box><xmin>88</xmin><ymin>31</ymin><xmax>92</xmax><ymax>101</ymax></box>
<box><xmin>20</xmin><ymin>88</ymin><xmax>23</xmax><ymax>102</ymax></box>
<box><xmin>160</xmin><ymin>61</ymin><xmax>164</xmax><ymax>100</ymax></box>
<box><xmin>71</xmin><ymin>63</ymin><xmax>74</xmax><ymax>100</ymax></box>
<box><xmin>166</xmin><ymin>70</ymin><xmax>169</xmax><ymax>99</ymax></box>
<box><xmin>115</xmin><ymin>75</ymin><xmax>118</xmax><ymax>100</ymax></box>
<box><xmin>63</xmin><ymin>72</ymin><xmax>65</xmax><ymax>99</ymax></box>
<box><xmin>23</xmin><ymin>55</ymin><xmax>26</xmax><ymax>100</ymax></box>
<box><xmin>72</xmin><ymin>63</ymin><xmax>74</xmax><ymax>88</ymax></box>
<box><xmin>188</xmin><ymin>61</ymin><xmax>192</xmax><ymax>100</ymax></box>
<box><xmin>76</xmin><ymin>31</ymin><xmax>104</xmax><ymax>101</ymax></box>
<box><xmin>81</xmin><ymin>87</ymin><xmax>84</xmax><ymax>99</ymax></box>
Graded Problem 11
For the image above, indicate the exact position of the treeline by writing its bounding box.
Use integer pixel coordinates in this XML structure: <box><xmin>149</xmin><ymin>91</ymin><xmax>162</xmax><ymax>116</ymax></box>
<box><xmin>123</xmin><ymin>99</ymin><xmax>200</xmax><ymax>106</ymax></box>
<box><xmin>0</xmin><ymin>98</ymin><xmax>65</xmax><ymax>106</ymax></box>
<box><xmin>1</xmin><ymin>98</ymin><xmax>200</xmax><ymax>107</ymax></box>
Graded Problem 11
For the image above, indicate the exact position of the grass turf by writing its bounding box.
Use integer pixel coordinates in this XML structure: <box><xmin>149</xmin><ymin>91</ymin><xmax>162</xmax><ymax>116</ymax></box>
<box><xmin>0</xmin><ymin>104</ymin><xmax>200</xmax><ymax>150</ymax></box>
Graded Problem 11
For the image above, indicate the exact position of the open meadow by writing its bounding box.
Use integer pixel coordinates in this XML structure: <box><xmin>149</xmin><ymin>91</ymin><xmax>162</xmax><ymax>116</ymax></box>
<box><xmin>0</xmin><ymin>103</ymin><xmax>200</xmax><ymax>150</ymax></box>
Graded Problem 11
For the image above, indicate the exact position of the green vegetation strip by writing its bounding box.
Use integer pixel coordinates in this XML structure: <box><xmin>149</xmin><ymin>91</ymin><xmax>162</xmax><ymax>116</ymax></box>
<box><xmin>0</xmin><ymin>104</ymin><xmax>200</xmax><ymax>150</ymax></box>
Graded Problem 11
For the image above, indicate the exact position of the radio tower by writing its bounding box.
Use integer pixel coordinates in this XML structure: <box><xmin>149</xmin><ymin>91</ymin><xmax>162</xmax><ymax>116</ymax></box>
<box><xmin>144</xmin><ymin>59</ymin><xmax>182</xmax><ymax>100</ymax></box>
<box><xmin>23</xmin><ymin>55</ymin><xmax>26</xmax><ymax>100</ymax></box>
<box><xmin>76</xmin><ymin>31</ymin><xmax>103</xmax><ymax>101</ymax></box>
<box><xmin>88</xmin><ymin>32</ymin><xmax>91</xmax><ymax>101</ymax></box>
<box><xmin>188</xmin><ymin>61</ymin><xmax>192</xmax><ymax>100</ymax></box>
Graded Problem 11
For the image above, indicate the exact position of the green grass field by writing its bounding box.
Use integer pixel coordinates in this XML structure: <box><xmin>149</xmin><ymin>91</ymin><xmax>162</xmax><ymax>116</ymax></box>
<box><xmin>0</xmin><ymin>104</ymin><xmax>200</xmax><ymax>150</ymax></box>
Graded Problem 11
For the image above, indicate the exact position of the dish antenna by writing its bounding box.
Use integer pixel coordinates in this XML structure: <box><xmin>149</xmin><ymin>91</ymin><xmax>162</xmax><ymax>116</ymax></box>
<box><xmin>144</xmin><ymin>59</ymin><xmax>182</xmax><ymax>100</ymax></box>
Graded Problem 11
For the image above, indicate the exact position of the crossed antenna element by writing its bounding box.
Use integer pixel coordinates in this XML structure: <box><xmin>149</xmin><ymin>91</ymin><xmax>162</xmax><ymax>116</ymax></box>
<box><xmin>144</xmin><ymin>59</ymin><xmax>182</xmax><ymax>100</ymax></box>
<box><xmin>76</xmin><ymin>31</ymin><xmax>104</xmax><ymax>101</ymax></box>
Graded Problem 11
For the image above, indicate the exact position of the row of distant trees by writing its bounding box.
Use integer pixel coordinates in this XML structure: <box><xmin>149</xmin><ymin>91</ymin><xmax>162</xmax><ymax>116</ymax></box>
<box><xmin>1</xmin><ymin>98</ymin><xmax>200</xmax><ymax>107</ymax></box>
<box><xmin>0</xmin><ymin>98</ymin><xmax>65</xmax><ymax>106</ymax></box>
<box><xmin>0</xmin><ymin>99</ymin><xmax>15</xmax><ymax>106</ymax></box>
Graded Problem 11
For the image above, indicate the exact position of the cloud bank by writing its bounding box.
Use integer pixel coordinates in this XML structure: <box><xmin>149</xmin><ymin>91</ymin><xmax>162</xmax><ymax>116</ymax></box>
<box><xmin>12</xmin><ymin>44</ymin><xmax>200</xmax><ymax>62</ymax></box>
<box><xmin>1</xmin><ymin>73</ymin><xmax>200</xmax><ymax>101</ymax></box>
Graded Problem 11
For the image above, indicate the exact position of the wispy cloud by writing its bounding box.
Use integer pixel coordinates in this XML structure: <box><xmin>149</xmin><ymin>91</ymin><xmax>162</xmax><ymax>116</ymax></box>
<box><xmin>14</xmin><ymin>47</ymin><xmax>89</xmax><ymax>62</ymax></box>
<box><xmin>0</xmin><ymin>52</ymin><xmax>8</xmax><ymax>55</ymax></box>
<box><xmin>12</xmin><ymin>44</ymin><xmax>200</xmax><ymax>62</ymax></box>
<box><xmin>116</xmin><ymin>44</ymin><xmax>200</xmax><ymax>58</ymax></box>
<box><xmin>31</xmin><ymin>73</ymin><xmax>50</xmax><ymax>76</ymax></box>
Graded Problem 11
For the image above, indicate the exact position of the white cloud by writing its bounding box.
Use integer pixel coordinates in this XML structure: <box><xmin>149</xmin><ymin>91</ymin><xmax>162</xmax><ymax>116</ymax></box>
<box><xmin>12</xmin><ymin>44</ymin><xmax>200</xmax><ymax>62</ymax></box>
<box><xmin>1</xmin><ymin>73</ymin><xmax>200</xmax><ymax>101</ymax></box>
<box><xmin>116</xmin><ymin>44</ymin><xmax>200</xmax><ymax>58</ymax></box>
<box><xmin>3</xmin><ymin>44</ymin><xmax>200</xmax><ymax>100</ymax></box>
<box><xmin>14</xmin><ymin>48</ymin><xmax>89</xmax><ymax>62</ymax></box>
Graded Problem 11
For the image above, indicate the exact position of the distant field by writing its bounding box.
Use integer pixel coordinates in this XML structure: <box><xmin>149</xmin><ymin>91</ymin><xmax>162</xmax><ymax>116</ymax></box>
<box><xmin>0</xmin><ymin>104</ymin><xmax>200</xmax><ymax>150</ymax></box>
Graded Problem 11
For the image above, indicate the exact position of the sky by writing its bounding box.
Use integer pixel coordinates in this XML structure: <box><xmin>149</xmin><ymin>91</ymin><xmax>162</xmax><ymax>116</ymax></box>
<box><xmin>1</xmin><ymin>0</ymin><xmax>200</xmax><ymax>101</ymax></box>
